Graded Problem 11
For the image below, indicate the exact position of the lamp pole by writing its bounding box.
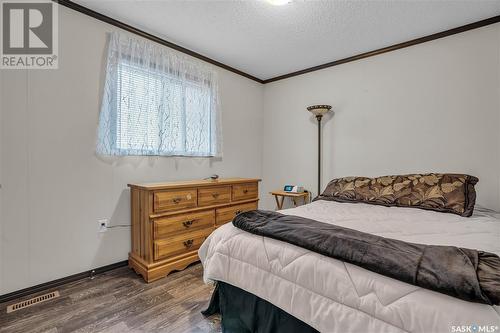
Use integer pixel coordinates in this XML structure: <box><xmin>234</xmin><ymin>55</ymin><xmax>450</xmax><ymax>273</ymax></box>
<box><xmin>306</xmin><ymin>105</ymin><xmax>332</xmax><ymax>197</ymax></box>
<box><xmin>316</xmin><ymin>114</ymin><xmax>322</xmax><ymax>196</ymax></box>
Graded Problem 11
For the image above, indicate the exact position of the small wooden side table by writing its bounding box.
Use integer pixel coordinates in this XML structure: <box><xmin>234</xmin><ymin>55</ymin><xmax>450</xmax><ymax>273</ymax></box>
<box><xmin>270</xmin><ymin>190</ymin><xmax>310</xmax><ymax>210</ymax></box>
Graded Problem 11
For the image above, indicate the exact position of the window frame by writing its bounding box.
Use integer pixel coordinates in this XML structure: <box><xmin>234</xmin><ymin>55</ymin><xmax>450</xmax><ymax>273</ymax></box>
<box><xmin>111</xmin><ymin>58</ymin><xmax>216</xmax><ymax>157</ymax></box>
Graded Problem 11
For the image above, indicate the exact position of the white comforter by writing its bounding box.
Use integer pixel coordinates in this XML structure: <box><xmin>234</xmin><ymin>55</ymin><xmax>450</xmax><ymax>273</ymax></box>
<box><xmin>199</xmin><ymin>200</ymin><xmax>500</xmax><ymax>333</ymax></box>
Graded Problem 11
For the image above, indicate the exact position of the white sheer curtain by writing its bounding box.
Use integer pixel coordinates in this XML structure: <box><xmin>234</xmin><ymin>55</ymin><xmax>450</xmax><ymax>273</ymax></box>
<box><xmin>97</xmin><ymin>32</ymin><xmax>222</xmax><ymax>157</ymax></box>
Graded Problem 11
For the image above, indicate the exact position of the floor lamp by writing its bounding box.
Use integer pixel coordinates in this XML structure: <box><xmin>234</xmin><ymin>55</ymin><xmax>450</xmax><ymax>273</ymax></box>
<box><xmin>306</xmin><ymin>105</ymin><xmax>332</xmax><ymax>196</ymax></box>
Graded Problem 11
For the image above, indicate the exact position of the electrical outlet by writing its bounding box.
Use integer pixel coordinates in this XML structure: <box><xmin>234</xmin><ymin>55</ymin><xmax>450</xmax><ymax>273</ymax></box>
<box><xmin>98</xmin><ymin>219</ymin><xmax>109</xmax><ymax>233</ymax></box>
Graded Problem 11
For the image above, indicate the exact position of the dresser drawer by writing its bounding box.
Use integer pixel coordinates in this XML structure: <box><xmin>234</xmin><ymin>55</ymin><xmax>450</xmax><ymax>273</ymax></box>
<box><xmin>232</xmin><ymin>183</ymin><xmax>258</xmax><ymax>201</ymax></box>
<box><xmin>153</xmin><ymin>188</ymin><xmax>197</xmax><ymax>212</ymax></box>
<box><xmin>153</xmin><ymin>229</ymin><xmax>211</xmax><ymax>261</ymax></box>
<box><xmin>153</xmin><ymin>210</ymin><xmax>215</xmax><ymax>239</ymax></box>
<box><xmin>198</xmin><ymin>186</ymin><xmax>231</xmax><ymax>207</ymax></box>
<box><xmin>216</xmin><ymin>201</ymin><xmax>258</xmax><ymax>226</ymax></box>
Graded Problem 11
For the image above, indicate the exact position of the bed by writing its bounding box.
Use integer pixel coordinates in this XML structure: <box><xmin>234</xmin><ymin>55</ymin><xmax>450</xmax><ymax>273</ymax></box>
<box><xmin>199</xmin><ymin>198</ymin><xmax>500</xmax><ymax>333</ymax></box>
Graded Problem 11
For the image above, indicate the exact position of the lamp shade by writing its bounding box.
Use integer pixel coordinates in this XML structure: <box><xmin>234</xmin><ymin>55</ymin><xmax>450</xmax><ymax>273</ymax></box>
<box><xmin>307</xmin><ymin>105</ymin><xmax>332</xmax><ymax>116</ymax></box>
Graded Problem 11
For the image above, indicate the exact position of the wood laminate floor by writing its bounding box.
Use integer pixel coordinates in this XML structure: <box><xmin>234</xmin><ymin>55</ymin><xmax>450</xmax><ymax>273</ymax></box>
<box><xmin>0</xmin><ymin>263</ymin><xmax>221</xmax><ymax>333</ymax></box>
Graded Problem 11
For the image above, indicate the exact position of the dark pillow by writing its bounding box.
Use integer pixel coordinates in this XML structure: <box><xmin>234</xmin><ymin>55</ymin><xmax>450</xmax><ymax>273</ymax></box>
<box><xmin>316</xmin><ymin>173</ymin><xmax>478</xmax><ymax>217</ymax></box>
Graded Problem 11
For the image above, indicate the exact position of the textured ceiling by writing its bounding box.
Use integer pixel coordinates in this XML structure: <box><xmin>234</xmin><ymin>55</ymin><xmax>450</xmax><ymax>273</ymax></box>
<box><xmin>74</xmin><ymin>0</ymin><xmax>500</xmax><ymax>80</ymax></box>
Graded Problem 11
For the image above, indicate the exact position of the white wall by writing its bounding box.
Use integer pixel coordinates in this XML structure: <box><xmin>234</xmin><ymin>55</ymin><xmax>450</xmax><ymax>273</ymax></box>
<box><xmin>2</xmin><ymin>7</ymin><xmax>499</xmax><ymax>294</ymax></box>
<box><xmin>0</xmin><ymin>61</ymin><xmax>3</xmax><ymax>293</ymax></box>
<box><xmin>0</xmin><ymin>6</ymin><xmax>264</xmax><ymax>294</ymax></box>
<box><xmin>261</xmin><ymin>24</ymin><xmax>500</xmax><ymax>210</ymax></box>
<box><xmin>498</xmin><ymin>25</ymin><xmax>500</xmax><ymax>208</ymax></box>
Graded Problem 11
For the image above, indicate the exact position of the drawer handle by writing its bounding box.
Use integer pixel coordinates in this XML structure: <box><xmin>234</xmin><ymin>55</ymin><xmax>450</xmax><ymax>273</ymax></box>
<box><xmin>243</xmin><ymin>189</ymin><xmax>248</xmax><ymax>194</ymax></box>
<box><xmin>182</xmin><ymin>220</ymin><xmax>195</xmax><ymax>228</ymax></box>
<box><xmin>212</xmin><ymin>193</ymin><xmax>220</xmax><ymax>198</ymax></box>
<box><xmin>183</xmin><ymin>239</ymin><xmax>194</xmax><ymax>248</ymax></box>
<box><xmin>172</xmin><ymin>197</ymin><xmax>182</xmax><ymax>204</ymax></box>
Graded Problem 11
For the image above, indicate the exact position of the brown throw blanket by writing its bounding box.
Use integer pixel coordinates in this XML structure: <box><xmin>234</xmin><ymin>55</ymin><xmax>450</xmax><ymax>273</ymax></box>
<box><xmin>233</xmin><ymin>210</ymin><xmax>500</xmax><ymax>305</ymax></box>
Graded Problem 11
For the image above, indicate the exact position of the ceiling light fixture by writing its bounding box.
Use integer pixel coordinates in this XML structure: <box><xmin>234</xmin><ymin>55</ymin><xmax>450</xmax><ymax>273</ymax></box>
<box><xmin>266</xmin><ymin>0</ymin><xmax>292</xmax><ymax>6</ymax></box>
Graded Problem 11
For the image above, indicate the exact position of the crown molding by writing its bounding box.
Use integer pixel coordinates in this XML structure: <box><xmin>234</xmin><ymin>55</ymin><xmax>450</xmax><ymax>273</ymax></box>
<box><xmin>53</xmin><ymin>0</ymin><xmax>264</xmax><ymax>83</ymax></box>
<box><xmin>54</xmin><ymin>1</ymin><xmax>499</xmax><ymax>85</ymax></box>
<box><xmin>263</xmin><ymin>15</ymin><xmax>500</xmax><ymax>83</ymax></box>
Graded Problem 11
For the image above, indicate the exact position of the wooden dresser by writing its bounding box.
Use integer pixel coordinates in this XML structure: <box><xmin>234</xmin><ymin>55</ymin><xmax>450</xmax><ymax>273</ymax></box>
<box><xmin>127</xmin><ymin>178</ymin><xmax>260</xmax><ymax>282</ymax></box>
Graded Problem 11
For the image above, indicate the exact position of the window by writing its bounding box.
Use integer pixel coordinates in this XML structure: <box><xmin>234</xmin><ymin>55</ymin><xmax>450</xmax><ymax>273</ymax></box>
<box><xmin>97</xmin><ymin>32</ymin><xmax>222</xmax><ymax>157</ymax></box>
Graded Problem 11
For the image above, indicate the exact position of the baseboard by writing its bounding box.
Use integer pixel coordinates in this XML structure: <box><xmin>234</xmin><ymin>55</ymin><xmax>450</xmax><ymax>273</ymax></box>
<box><xmin>0</xmin><ymin>260</ymin><xmax>128</xmax><ymax>304</ymax></box>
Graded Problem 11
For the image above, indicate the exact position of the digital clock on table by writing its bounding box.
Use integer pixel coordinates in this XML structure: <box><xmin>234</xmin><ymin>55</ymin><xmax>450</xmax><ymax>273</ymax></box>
<box><xmin>283</xmin><ymin>185</ymin><xmax>304</xmax><ymax>193</ymax></box>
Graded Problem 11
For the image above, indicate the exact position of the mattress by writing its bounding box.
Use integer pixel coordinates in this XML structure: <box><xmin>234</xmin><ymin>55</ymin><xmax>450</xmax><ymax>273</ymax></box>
<box><xmin>199</xmin><ymin>200</ymin><xmax>500</xmax><ymax>333</ymax></box>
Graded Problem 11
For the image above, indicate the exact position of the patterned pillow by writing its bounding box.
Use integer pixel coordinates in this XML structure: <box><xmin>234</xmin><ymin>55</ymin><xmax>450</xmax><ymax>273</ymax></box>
<box><xmin>317</xmin><ymin>173</ymin><xmax>478</xmax><ymax>217</ymax></box>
